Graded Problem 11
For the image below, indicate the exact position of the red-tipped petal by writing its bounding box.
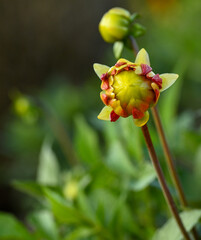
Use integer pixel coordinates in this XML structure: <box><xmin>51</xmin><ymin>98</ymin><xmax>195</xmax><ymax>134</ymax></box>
<box><xmin>110</xmin><ymin>110</ymin><xmax>120</xmax><ymax>122</ymax></box>
<box><xmin>101</xmin><ymin>80</ymin><xmax>109</xmax><ymax>90</ymax></box>
<box><xmin>100</xmin><ymin>93</ymin><xmax>109</xmax><ymax>105</ymax></box>
<box><xmin>128</xmin><ymin>64</ymin><xmax>136</xmax><ymax>68</ymax></box>
<box><xmin>111</xmin><ymin>69</ymin><xmax>117</xmax><ymax>76</ymax></box>
<box><xmin>100</xmin><ymin>73</ymin><xmax>108</xmax><ymax>81</ymax></box>
<box><xmin>115</xmin><ymin>62</ymin><xmax>127</xmax><ymax>67</ymax></box>
<box><xmin>141</xmin><ymin>64</ymin><xmax>152</xmax><ymax>75</ymax></box>
<box><xmin>152</xmin><ymin>74</ymin><xmax>162</xmax><ymax>89</ymax></box>
<box><xmin>139</xmin><ymin>102</ymin><xmax>150</xmax><ymax>112</ymax></box>
<box><xmin>132</xmin><ymin>108</ymin><xmax>145</xmax><ymax>119</ymax></box>
<box><xmin>124</xmin><ymin>66</ymin><xmax>130</xmax><ymax>71</ymax></box>
<box><xmin>151</xmin><ymin>82</ymin><xmax>160</xmax><ymax>104</ymax></box>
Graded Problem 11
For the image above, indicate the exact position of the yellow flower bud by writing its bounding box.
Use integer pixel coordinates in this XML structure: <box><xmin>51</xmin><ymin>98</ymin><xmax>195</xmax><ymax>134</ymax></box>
<box><xmin>94</xmin><ymin>49</ymin><xmax>179</xmax><ymax>127</ymax></box>
<box><xmin>63</xmin><ymin>180</ymin><xmax>78</xmax><ymax>201</ymax></box>
<box><xmin>99</xmin><ymin>8</ymin><xmax>131</xmax><ymax>43</ymax></box>
<box><xmin>11</xmin><ymin>92</ymin><xmax>39</xmax><ymax>124</ymax></box>
<box><xmin>14</xmin><ymin>96</ymin><xmax>30</xmax><ymax>116</ymax></box>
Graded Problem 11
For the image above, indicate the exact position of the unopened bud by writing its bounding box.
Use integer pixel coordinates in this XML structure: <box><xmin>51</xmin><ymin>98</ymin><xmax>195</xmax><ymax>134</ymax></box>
<box><xmin>99</xmin><ymin>8</ymin><xmax>131</xmax><ymax>43</ymax></box>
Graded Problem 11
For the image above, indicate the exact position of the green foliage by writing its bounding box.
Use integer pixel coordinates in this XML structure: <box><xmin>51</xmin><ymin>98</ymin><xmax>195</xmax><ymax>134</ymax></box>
<box><xmin>152</xmin><ymin>210</ymin><xmax>201</xmax><ymax>240</ymax></box>
<box><xmin>44</xmin><ymin>189</ymin><xmax>89</xmax><ymax>225</ymax></box>
<box><xmin>12</xmin><ymin>181</ymin><xmax>46</xmax><ymax>199</ymax></box>
<box><xmin>106</xmin><ymin>141</ymin><xmax>136</xmax><ymax>177</ymax></box>
<box><xmin>74</xmin><ymin>115</ymin><xmax>102</xmax><ymax>166</ymax></box>
<box><xmin>0</xmin><ymin>213</ymin><xmax>34</xmax><ymax>240</ymax></box>
<box><xmin>37</xmin><ymin>139</ymin><xmax>60</xmax><ymax>186</ymax></box>
<box><xmin>28</xmin><ymin>210</ymin><xmax>59</xmax><ymax>240</ymax></box>
<box><xmin>3</xmin><ymin>78</ymin><xmax>201</xmax><ymax>239</ymax></box>
<box><xmin>64</xmin><ymin>227</ymin><xmax>95</xmax><ymax>240</ymax></box>
<box><xmin>1</xmin><ymin>1</ymin><xmax>201</xmax><ymax>238</ymax></box>
<box><xmin>128</xmin><ymin>162</ymin><xmax>156</xmax><ymax>191</ymax></box>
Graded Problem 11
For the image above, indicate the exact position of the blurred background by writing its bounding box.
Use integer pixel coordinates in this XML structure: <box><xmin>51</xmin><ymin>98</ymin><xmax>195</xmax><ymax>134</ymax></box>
<box><xmin>0</xmin><ymin>0</ymin><xmax>201</xmax><ymax>239</ymax></box>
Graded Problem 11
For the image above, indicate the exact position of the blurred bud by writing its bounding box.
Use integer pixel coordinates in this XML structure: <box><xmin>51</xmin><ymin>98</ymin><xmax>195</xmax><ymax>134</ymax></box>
<box><xmin>63</xmin><ymin>180</ymin><xmax>78</xmax><ymax>201</ymax></box>
<box><xmin>99</xmin><ymin>8</ymin><xmax>131</xmax><ymax>43</ymax></box>
<box><xmin>11</xmin><ymin>92</ymin><xmax>39</xmax><ymax>124</ymax></box>
<box><xmin>14</xmin><ymin>96</ymin><xmax>30</xmax><ymax>116</ymax></box>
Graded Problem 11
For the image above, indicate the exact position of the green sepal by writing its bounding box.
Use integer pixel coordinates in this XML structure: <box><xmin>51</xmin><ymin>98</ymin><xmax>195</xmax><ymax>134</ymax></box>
<box><xmin>130</xmin><ymin>12</ymin><xmax>140</xmax><ymax>22</ymax></box>
<box><xmin>93</xmin><ymin>63</ymin><xmax>110</xmax><ymax>78</ymax></box>
<box><xmin>131</xmin><ymin>23</ymin><xmax>146</xmax><ymax>38</ymax></box>
<box><xmin>113</xmin><ymin>41</ymin><xmax>124</xmax><ymax>59</ymax></box>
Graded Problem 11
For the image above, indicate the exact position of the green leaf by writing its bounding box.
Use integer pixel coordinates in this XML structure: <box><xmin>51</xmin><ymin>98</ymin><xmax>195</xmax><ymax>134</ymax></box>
<box><xmin>28</xmin><ymin>210</ymin><xmax>58</xmax><ymax>240</ymax></box>
<box><xmin>131</xmin><ymin>23</ymin><xmax>146</xmax><ymax>38</ymax></box>
<box><xmin>103</xmin><ymin>121</ymin><xmax>121</xmax><ymax>146</ymax></box>
<box><xmin>44</xmin><ymin>189</ymin><xmax>91</xmax><ymax>225</ymax></box>
<box><xmin>12</xmin><ymin>180</ymin><xmax>45</xmax><ymax>199</ymax></box>
<box><xmin>195</xmin><ymin>146</ymin><xmax>201</xmax><ymax>180</ymax></box>
<box><xmin>89</xmin><ymin>189</ymin><xmax>120</xmax><ymax>226</ymax></box>
<box><xmin>113</xmin><ymin>41</ymin><xmax>124</xmax><ymax>59</ymax></box>
<box><xmin>152</xmin><ymin>209</ymin><xmax>201</xmax><ymax>240</ymax></box>
<box><xmin>37</xmin><ymin>138</ymin><xmax>60</xmax><ymax>186</ymax></box>
<box><xmin>74</xmin><ymin>115</ymin><xmax>102</xmax><ymax>166</ymax></box>
<box><xmin>129</xmin><ymin>162</ymin><xmax>156</xmax><ymax>191</ymax></box>
<box><xmin>119</xmin><ymin>117</ymin><xmax>144</xmax><ymax>162</ymax></box>
<box><xmin>0</xmin><ymin>212</ymin><xmax>34</xmax><ymax>240</ymax></box>
<box><xmin>64</xmin><ymin>227</ymin><xmax>95</xmax><ymax>240</ymax></box>
<box><xmin>93</xmin><ymin>63</ymin><xmax>110</xmax><ymax>78</ymax></box>
<box><xmin>77</xmin><ymin>191</ymin><xmax>96</xmax><ymax>222</ymax></box>
<box><xmin>106</xmin><ymin>141</ymin><xmax>136</xmax><ymax>177</ymax></box>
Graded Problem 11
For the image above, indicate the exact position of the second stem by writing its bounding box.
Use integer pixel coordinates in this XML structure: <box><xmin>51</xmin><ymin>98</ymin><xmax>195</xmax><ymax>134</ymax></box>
<box><xmin>141</xmin><ymin>124</ymin><xmax>191</xmax><ymax>240</ymax></box>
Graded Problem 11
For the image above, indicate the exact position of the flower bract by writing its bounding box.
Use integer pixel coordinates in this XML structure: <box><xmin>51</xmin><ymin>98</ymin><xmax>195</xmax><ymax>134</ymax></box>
<box><xmin>94</xmin><ymin>48</ymin><xmax>178</xmax><ymax>127</ymax></box>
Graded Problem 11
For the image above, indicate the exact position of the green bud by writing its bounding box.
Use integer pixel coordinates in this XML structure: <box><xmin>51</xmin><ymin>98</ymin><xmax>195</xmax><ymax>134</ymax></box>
<box><xmin>12</xmin><ymin>93</ymin><xmax>39</xmax><ymax>124</ymax></box>
<box><xmin>99</xmin><ymin>7</ymin><xmax>131</xmax><ymax>43</ymax></box>
<box><xmin>14</xmin><ymin>96</ymin><xmax>30</xmax><ymax>116</ymax></box>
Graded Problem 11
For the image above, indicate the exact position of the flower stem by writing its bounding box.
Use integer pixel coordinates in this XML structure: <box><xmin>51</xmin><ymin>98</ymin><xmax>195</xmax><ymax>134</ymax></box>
<box><xmin>129</xmin><ymin>35</ymin><xmax>199</xmax><ymax>239</ymax></box>
<box><xmin>129</xmin><ymin>35</ymin><xmax>139</xmax><ymax>55</ymax></box>
<box><xmin>151</xmin><ymin>107</ymin><xmax>187</xmax><ymax>206</ymax></box>
<box><xmin>141</xmin><ymin>124</ymin><xmax>191</xmax><ymax>240</ymax></box>
<box><xmin>151</xmin><ymin>107</ymin><xmax>199</xmax><ymax>239</ymax></box>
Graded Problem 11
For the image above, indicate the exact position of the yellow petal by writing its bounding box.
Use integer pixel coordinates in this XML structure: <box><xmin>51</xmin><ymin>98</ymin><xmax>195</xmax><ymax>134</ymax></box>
<box><xmin>93</xmin><ymin>63</ymin><xmax>110</xmax><ymax>78</ymax></box>
<box><xmin>97</xmin><ymin>106</ymin><xmax>113</xmax><ymax>120</ymax></box>
<box><xmin>116</xmin><ymin>58</ymin><xmax>129</xmax><ymax>63</ymax></box>
<box><xmin>115</xmin><ymin>58</ymin><xmax>129</xmax><ymax>67</ymax></box>
<box><xmin>160</xmin><ymin>73</ymin><xmax>179</xmax><ymax>92</ymax></box>
<box><xmin>135</xmin><ymin>48</ymin><xmax>150</xmax><ymax>66</ymax></box>
<box><xmin>135</xmin><ymin>66</ymin><xmax>142</xmax><ymax>75</ymax></box>
<box><xmin>108</xmin><ymin>7</ymin><xmax>131</xmax><ymax>19</ymax></box>
<box><xmin>133</xmin><ymin>111</ymin><xmax>149</xmax><ymax>127</ymax></box>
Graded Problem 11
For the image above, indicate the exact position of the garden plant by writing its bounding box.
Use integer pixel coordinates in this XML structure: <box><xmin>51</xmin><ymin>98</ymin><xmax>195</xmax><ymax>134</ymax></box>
<box><xmin>0</xmin><ymin>4</ymin><xmax>201</xmax><ymax>240</ymax></box>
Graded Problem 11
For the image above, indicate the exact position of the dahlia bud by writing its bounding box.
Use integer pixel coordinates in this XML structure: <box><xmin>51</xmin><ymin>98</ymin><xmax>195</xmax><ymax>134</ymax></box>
<box><xmin>63</xmin><ymin>180</ymin><xmax>78</xmax><ymax>201</ymax></box>
<box><xmin>99</xmin><ymin>8</ymin><xmax>131</xmax><ymax>43</ymax></box>
<box><xmin>94</xmin><ymin>48</ymin><xmax>178</xmax><ymax>127</ymax></box>
<box><xmin>11</xmin><ymin>92</ymin><xmax>39</xmax><ymax>123</ymax></box>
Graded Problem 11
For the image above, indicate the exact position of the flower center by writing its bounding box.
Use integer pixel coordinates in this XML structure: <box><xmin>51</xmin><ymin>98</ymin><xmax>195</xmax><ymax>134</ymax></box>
<box><xmin>112</xmin><ymin>70</ymin><xmax>155</xmax><ymax>115</ymax></box>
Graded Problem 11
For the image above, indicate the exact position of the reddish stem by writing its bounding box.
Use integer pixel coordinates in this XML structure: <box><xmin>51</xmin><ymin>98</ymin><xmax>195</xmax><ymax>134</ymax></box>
<box><xmin>141</xmin><ymin>124</ymin><xmax>191</xmax><ymax>240</ymax></box>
